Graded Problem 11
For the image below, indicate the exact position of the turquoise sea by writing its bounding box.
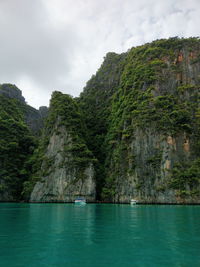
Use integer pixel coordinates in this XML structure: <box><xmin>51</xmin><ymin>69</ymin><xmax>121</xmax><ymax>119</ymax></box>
<box><xmin>0</xmin><ymin>203</ymin><xmax>200</xmax><ymax>267</ymax></box>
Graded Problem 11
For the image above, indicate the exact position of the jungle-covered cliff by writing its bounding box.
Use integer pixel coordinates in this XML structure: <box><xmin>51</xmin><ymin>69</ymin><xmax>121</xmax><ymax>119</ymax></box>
<box><xmin>0</xmin><ymin>84</ymin><xmax>47</xmax><ymax>201</ymax></box>
<box><xmin>80</xmin><ymin>37</ymin><xmax>200</xmax><ymax>203</ymax></box>
<box><xmin>27</xmin><ymin>91</ymin><xmax>96</xmax><ymax>202</ymax></box>
<box><xmin>0</xmin><ymin>37</ymin><xmax>200</xmax><ymax>203</ymax></box>
<box><xmin>102</xmin><ymin>38</ymin><xmax>200</xmax><ymax>203</ymax></box>
<box><xmin>0</xmin><ymin>84</ymin><xmax>48</xmax><ymax>135</ymax></box>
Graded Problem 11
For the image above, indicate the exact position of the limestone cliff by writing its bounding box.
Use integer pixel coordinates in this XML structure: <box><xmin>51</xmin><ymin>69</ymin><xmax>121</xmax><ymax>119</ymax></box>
<box><xmin>102</xmin><ymin>37</ymin><xmax>200</xmax><ymax>203</ymax></box>
<box><xmin>1</xmin><ymin>37</ymin><xmax>200</xmax><ymax>204</ymax></box>
<box><xmin>30</xmin><ymin>92</ymin><xmax>96</xmax><ymax>202</ymax></box>
<box><xmin>0</xmin><ymin>84</ymin><xmax>47</xmax><ymax>201</ymax></box>
<box><xmin>0</xmin><ymin>83</ymin><xmax>25</xmax><ymax>103</ymax></box>
<box><xmin>0</xmin><ymin>83</ymin><xmax>48</xmax><ymax>135</ymax></box>
<box><xmin>24</xmin><ymin>104</ymin><xmax>48</xmax><ymax>135</ymax></box>
<box><xmin>79</xmin><ymin>52</ymin><xmax>127</xmax><ymax>198</ymax></box>
<box><xmin>0</xmin><ymin>91</ymin><xmax>35</xmax><ymax>201</ymax></box>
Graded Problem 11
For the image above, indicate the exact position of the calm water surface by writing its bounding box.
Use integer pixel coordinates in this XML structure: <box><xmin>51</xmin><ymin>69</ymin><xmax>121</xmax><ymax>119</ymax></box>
<box><xmin>0</xmin><ymin>203</ymin><xmax>200</xmax><ymax>267</ymax></box>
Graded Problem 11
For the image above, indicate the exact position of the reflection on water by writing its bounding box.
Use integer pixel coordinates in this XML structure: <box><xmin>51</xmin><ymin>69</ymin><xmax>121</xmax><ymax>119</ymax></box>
<box><xmin>0</xmin><ymin>203</ymin><xmax>200</xmax><ymax>266</ymax></box>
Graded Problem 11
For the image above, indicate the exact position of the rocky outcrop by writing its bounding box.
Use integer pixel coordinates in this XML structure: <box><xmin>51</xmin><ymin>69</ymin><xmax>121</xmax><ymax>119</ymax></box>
<box><xmin>0</xmin><ymin>83</ymin><xmax>48</xmax><ymax>134</ymax></box>
<box><xmin>24</xmin><ymin>105</ymin><xmax>48</xmax><ymax>135</ymax></box>
<box><xmin>30</xmin><ymin>124</ymin><xmax>96</xmax><ymax>202</ymax></box>
<box><xmin>39</xmin><ymin>106</ymin><xmax>48</xmax><ymax>118</ymax></box>
<box><xmin>0</xmin><ymin>91</ymin><xmax>36</xmax><ymax>201</ymax></box>
<box><xmin>108</xmin><ymin>129</ymin><xmax>200</xmax><ymax>204</ymax></box>
<box><xmin>1</xmin><ymin>38</ymin><xmax>200</xmax><ymax>203</ymax></box>
<box><xmin>79</xmin><ymin>52</ymin><xmax>127</xmax><ymax>198</ymax></box>
<box><xmin>103</xmin><ymin>37</ymin><xmax>200</xmax><ymax>203</ymax></box>
<box><xmin>0</xmin><ymin>83</ymin><xmax>25</xmax><ymax>103</ymax></box>
<box><xmin>30</xmin><ymin>92</ymin><xmax>96</xmax><ymax>202</ymax></box>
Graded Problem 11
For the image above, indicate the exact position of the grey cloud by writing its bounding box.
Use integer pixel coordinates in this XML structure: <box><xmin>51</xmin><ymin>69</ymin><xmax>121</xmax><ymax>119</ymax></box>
<box><xmin>0</xmin><ymin>0</ymin><xmax>199</xmax><ymax>108</ymax></box>
<box><xmin>0</xmin><ymin>1</ymin><xmax>78</xmax><ymax>87</ymax></box>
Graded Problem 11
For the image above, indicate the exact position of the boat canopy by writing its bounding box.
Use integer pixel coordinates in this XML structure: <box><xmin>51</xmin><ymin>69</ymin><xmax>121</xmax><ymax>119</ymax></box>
<box><xmin>75</xmin><ymin>197</ymin><xmax>86</xmax><ymax>200</ymax></box>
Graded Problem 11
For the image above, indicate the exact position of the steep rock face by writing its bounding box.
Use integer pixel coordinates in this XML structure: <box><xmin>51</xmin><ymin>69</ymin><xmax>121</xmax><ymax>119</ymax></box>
<box><xmin>108</xmin><ymin>129</ymin><xmax>199</xmax><ymax>203</ymax></box>
<box><xmin>0</xmin><ymin>93</ymin><xmax>35</xmax><ymax>201</ymax></box>
<box><xmin>79</xmin><ymin>52</ymin><xmax>127</xmax><ymax>151</ymax></box>
<box><xmin>1</xmin><ymin>38</ymin><xmax>200</xmax><ymax>204</ymax></box>
<box><xmin>24</xmin><ymin>105</ymin><xmax>48</xmax><ymax>135</ymax></box>
<box><xmin>30</xmin><ymin>92</ymin><xmax>96</xmax><ymax>202</ymax></box>
<box><xmin>39</xmin><ymin>106</ymin><xmax>48</xmax><ymax>118</ymax></box>
<box><xmin>103</xmin><ymin>38</ymin><xmax>200</xmax><ymax>203</ymax></box>
<box><xmin>79</xmin><ymin>52</ymin><xmax>127</xmax><ymax>198</ymax></box>
<box><xmin>0</xmin><ymin>84</ymin><xmax>47</xmax><ymax>201</ymax></box>
<box><xmin>0</xmin><ymin>83</ymin><xmax>48</xmax><ymax>135</ymax></box>
<box><xmin>0</xmin><ymin>83</ymin><xmax>25</xmax><ymax>103</ymax></box>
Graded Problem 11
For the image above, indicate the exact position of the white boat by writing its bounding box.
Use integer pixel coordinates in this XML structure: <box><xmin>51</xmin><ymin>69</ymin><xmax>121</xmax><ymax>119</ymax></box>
<box><xmin>130</xmin><ymin>199</ymin><xmax>137</xmax><ymax>205</ymax></box>
<box><xmin>74</xmin><ymin>197</ymin><xmax>86</xmax><ymax>204</ymax></box>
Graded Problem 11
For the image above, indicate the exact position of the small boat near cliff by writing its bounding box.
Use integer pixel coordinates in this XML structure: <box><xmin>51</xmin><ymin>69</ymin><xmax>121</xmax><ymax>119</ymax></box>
<box><xmin>130</xmin><ymin>199</ymin><xmax>137</xmax><ymax>205</ymax></box>
<box><xmin>74</xmin><ymin>197</ymin><xmax>86</xmax><ymax>205</ymax></box>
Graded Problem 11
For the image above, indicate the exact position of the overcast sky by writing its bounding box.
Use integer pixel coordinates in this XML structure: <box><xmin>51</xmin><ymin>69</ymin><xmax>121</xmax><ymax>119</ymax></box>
<box><xmin>0</xmin><ymin>0</ymin><xmax>199</xmax><ymax>108</ymax></box>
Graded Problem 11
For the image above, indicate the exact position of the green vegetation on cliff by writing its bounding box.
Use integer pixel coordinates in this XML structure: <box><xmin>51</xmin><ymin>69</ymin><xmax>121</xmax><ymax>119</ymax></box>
<box><xmin>102</xmin><ymin>37</ymin><xmax>200</xmax><ymax>201</ymax></box>
<box><xmin>79</xmin><ymin>52</ymin><xmax>127</xmax><ymax>198</ymax></box>
<box><xmin>47</xmin><ymin>91</ymin><xmax>94</xmax><ymax>167</ymax></box>
<box><xmin>1</xmin><ymin>37</ymin><xmax>200</xmax><ymax>203</ymax></box>
<box><xmin>169</xmin><ymin>158</ymin><xmax>200</xmax><ymax>197</ymax></box>
<box><xmin>23</xmin><ymin>91</ymin><xmax>95</xmax><ymax>198</ymax></box>
<box><xmin>0</xmin><ymin>93</ymin><xmax>35</xmax><ymax>200</ymax></box>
